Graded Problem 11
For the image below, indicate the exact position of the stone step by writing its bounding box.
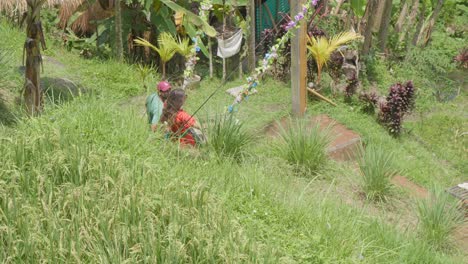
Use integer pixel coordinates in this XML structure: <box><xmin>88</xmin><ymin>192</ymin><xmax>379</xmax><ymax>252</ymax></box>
<box><xmin>265</xmin><ymin>114</ymin><xmax>362</xmax><ymax>161</ymax></box>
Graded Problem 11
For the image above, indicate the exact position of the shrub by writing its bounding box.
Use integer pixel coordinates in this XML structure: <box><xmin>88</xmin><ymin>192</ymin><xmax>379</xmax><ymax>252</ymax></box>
<box><xmin>453</xmin><ymin>48</ymin><xmax>468</xmax><ymax>69</ymax></box>
<box><xmin>417</xmin><ymin>189</ymin><xmax>464</xmax><ymax>250</ymax></box>
<box><xmin>378</xmin><ymin>81</ymin><xmax>416</xmax><ymax>136</ymax></box>
<box><xmin>358</xmin><ymin>144</ymin><xmax>397</xmax><ymax>201</ymax></box>
<box><xmin>275</xmin><ymin>119</ymin><xmax>330</xmax><ymax>175</ymax></box>
<box><xmin>358</xmin><ymin>90</ymin><xmax>380</xmax><ymax>114</ymax></box>
<box><xmin>208</xmin><ymin>114</ymin><xmax>252</xmax><ymax>161</ymax></box>
<box><xmin>344</xmin><ymin>72</ymin><xmax>359</xmax><ymax>100</ymax></box>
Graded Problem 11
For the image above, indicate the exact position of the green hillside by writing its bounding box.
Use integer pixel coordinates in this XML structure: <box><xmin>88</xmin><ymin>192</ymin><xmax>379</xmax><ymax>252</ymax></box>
<box><xmin>0</xmin><ymin>10</ymin><xmax>467</xmax><ymax>264</ymax></box>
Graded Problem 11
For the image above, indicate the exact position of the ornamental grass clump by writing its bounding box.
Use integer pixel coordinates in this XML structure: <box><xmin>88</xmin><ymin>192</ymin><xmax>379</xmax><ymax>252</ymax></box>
<box><xmin>275</xmin><ymin>119</ymin><xmax>330</xmax><ymax>175</ymax></box>
<box><xmin>417</xmin><ymin>189</ymin><xmax>464</xmax><ymax>251</ymax></box>
<box><xmin>208</xmin><ymin>114</ymin><xmax>252</xmax><ymax>161</ymax></box>
<box><xmin>358</xmin><ymin>144</ymin><xmax>397</xmax><ymax>201</ymax></box>
<box><xmin>378</xmin><ymin>81</ymin><xmax>416</xmax><ymax>136</ymax></box>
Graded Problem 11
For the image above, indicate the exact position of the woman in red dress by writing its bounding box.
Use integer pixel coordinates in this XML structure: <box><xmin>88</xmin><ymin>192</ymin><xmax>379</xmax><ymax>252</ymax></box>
<box><xmin>160</xmin><ymin>89</ymin><xmax>206</xmax><ymax>146</ymax></box>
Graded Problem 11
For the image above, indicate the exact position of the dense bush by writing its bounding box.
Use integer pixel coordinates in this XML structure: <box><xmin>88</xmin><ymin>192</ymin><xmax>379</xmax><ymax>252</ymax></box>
<box><xmin>378</xmin><ymin>81</ymin><xmax>415</xmax><ymax>136</ymax></box>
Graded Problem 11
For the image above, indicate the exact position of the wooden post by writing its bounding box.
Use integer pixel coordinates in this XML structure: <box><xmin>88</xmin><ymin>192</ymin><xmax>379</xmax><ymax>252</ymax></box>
<box><xmin>248</xmin><ymin>0</ymin><xmax>256</xmax><ymax>72</ymax></box>
<box><xmin>209</xmin><ymin>38</ymin><xmax>213</xmax><ymax>78</ymax></box>
<box><xmin>290</xmin><ymin>0</ymin><xmax>307</xmax><ymax>116</ymax></box>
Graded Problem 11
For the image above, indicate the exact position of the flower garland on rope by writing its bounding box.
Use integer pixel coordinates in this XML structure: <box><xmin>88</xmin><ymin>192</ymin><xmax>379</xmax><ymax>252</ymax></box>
<box><xmin>182</xmin><ymin>1</ymin><xmax>212</xmax><ymax>88</ymax></box>
<box><xmin>228</xmin><ymin>0</ymin><xmax>317</xmax><ymax>113</ymax></box>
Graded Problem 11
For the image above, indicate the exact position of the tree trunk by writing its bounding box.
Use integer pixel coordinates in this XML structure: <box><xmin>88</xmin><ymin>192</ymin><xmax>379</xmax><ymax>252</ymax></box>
<box><xmin>378</xmin><ymin>0</ymin><xmax>393</xmax><ymax>51</ymax></box>
<box><xmin>395</xmin><ymin>0</ymin><xmax>409</xmax><ymax>33</ymax></box>
<box><xmin>420</xmin><ymin>0</ymin><xmax>445</xmax><ymax>46</ymax></box>
<box><xmin>23</xmin><ymin>0</ymin><xmax>46</xmax><ymax>115</ymax></box>
<box><xmin>239</xmin><ymin>56</ymin><xmax>243</xmax><ymax>79</ymax></box>
<box><xmin>332</xmin><ymin>0</ymin><xmax>344</xmax><ymax>15</ymax></box>
<box><xmin>222</xmin><ymin>11</ymin><xmax>226</xmax><ymax>82</ymax></box>
<box><xmin>209</xmin><ymin>38</ymin><xmax>213</xmax><ymax>78</ymax></box>
<box><xmin>412</xmin><ymin>1</ymin><xmax>426</xmax><ymax>46</ymax></box>
<box><xmin>399</xmin><ymin>0</ymin><xmax>419</xmax><ymax>42</ymax></box>
<box><xmin>319</xmin><ymin>0</ymin><xmax>329</xmax><ymax>15</ymax></box>
<box><xmin>115</xmin><ymin>0</ymin><xmax>123</xmax><ymax>61</ymax></box>
<box><xmin>361</xmin><ymin>0</ymin><xmax>378</xmax><ymax>56</ymax></box>
<box><xmin>372</xmin><ymin>0</ymin><xmax>386</xmax><ymax>32</ymax></box>
<box><xmin>248</xmin><ymin>0</ymin><xmax>256</xmax><ymax>73</ymax></box>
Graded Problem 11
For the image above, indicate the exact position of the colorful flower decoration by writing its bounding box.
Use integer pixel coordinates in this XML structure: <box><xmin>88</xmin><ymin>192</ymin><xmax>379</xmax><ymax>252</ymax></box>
<box><xmin>228</xmin><ymin>0</ymin><xmax>317</xmax><ymax>113</ymax></box>
<box><xmin>183</xmin><ymin>0</ymin><xmax>212</xmax><ymax>87</ymax></box>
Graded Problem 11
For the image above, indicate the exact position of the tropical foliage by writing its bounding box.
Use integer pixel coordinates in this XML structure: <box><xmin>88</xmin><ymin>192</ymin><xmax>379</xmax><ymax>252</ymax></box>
<box><xmin>307</xmin><ymin>31</ymin><xmax>361</xmax><ymax>84</ymax></box>
<box><xmin>134</xmin><ymin>33</ymin><xmax>178</xmax><ymax>79</ymax></box>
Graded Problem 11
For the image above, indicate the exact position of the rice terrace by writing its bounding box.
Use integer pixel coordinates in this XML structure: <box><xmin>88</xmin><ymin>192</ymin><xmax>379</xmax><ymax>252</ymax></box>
<box><xmin>1</xmin><ymin>0</ymin><xmax>467</xmax><ymax>263</ymax></box>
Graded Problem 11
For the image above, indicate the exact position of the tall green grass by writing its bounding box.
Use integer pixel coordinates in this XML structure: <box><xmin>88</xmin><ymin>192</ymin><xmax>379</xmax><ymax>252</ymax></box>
<box><xmin>0</xmin><ymin>18</ymin><xmax>466</xmax><ymax>262</ymax></box>
<box><xmin>207</xmin><ymin>113</ymin><xmax>252</xmax><ymax>161</ymax></box>
<box><xmin>0</xmin><ymin>101</ymin><xmax>274</xmax><ymax>262</ymax></box>
<box><xmin>275</xmin><ymin>118</ymin><xmax>330</xmax><ymax>175</ymax></box>
<box><xmin>358</xmin><ymin>144</ymin><xmax>397</xmax><ymax>201</ymax></box>
<box><xmin>417</xmin><ymin>189</ymin><xmax>464</xmax><ymax>250</ymax></box>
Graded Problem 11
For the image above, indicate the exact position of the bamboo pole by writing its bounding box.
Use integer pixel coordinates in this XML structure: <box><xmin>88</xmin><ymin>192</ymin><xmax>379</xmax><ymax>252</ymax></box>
<box><xmin>307</xmin><ymin>87</ymin><xmax>337</xmax><ymax>107</ymax></box>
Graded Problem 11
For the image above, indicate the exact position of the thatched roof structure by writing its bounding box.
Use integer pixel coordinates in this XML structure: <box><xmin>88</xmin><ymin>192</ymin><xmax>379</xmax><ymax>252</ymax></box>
<box><xmin>58</xmin><ymin>0</ymin><xmax>114</xmax><ymax>35</ymax></box>
<box><xmin>0</xmin><ymin>0</ymin><xmax>83</xmax><ymax>13</ymax></box>
<box><xmin>0</xmin><ymin>0</ymin><xmax>114</xmax><ymax>36</ymax></box>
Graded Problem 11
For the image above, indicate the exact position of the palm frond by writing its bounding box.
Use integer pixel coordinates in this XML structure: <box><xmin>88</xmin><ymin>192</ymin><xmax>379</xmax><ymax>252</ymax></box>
<box><xmin>134</xmin><ymin>38</ymin><xmax>159</xmax><ymax>53</ymax></box>
<box><xmin>175</xmin><ymin>36</ymin><xmax>193</xmax><ymax>58</ymax></box>
<box><xmin>307</xmin><ymin>31</ymin><xmax>361</xmax><ymax>83</ymax></box>
<box><xmin>156</xmin><ymin>33</ymin><xmax>178</xmax><ymax>63</ymax></box>
<box><xmin>328</xmin><ymin>31</ymin><xmax>362</xmax><ymax>52</ymax></box>
<box><xmin>134</xmin><ymin>33</ymin><xmax>178</xmax><ymax>63</ymax></box>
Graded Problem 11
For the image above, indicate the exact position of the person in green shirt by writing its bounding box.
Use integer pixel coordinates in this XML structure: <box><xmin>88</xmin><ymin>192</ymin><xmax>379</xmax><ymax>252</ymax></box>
<box><xmin>146</xmin><ymin>81</ymin><xmax>172</xmax><ymax>132</ymax></box>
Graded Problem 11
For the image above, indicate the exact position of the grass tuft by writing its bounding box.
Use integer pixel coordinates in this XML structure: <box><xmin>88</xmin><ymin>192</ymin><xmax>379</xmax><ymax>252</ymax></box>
<box><xmin>417</xmin><ymin>189</ymin><xmax>464</xmax><ymax>251</ymax></box>
<box><xmin>207</xmin><ymin>113</ymin><xmax>253</xmax><ymax>161</ymax></box>
<box><xmin>275</xmin><ymin>118</ymin><xmax>330</xmax><ymax>175</ymax></box>
<box><xmin>358</xmin><ymin>144</ymin><xmax>397</xmax><ymax>201</ymax></box>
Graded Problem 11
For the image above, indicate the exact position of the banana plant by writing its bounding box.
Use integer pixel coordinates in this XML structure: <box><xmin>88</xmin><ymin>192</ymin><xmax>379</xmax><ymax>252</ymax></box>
<box><xmin>134</xmin><ymin>32</ymin><xmax>178</xmax><ymax>79</ymax></box>
<box><xmin>307</xmin><ymin>31</ymin><xmax>361</xmax><ymax>84</ymax></box>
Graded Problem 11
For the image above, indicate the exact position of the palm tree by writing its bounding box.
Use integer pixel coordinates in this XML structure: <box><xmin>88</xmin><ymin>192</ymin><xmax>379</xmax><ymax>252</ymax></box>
<box><xmin>307</xmin><ymin>31</ymin><xmax>361</xmax><ymax>84</ymax></box>
<box><xmin>0</xmin><ymin>0</ymin><xmax>82</xmax><ymax>115</ymax></box>
<box><xmin>134</xmin><ymin>33</ymin><xmax>179</xmax><ymax>79</ymax></box>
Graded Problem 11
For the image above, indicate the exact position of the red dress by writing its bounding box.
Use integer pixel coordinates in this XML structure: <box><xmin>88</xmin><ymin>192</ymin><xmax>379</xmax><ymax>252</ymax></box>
<box><xmin>170</xmin><ymin>110</ymin><xmax>196</xmax><ymax>146</ymax></box>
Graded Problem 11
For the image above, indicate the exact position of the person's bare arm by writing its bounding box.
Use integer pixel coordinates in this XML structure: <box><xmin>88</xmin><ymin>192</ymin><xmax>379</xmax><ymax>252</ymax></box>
<box><xmin>151</xmin><ymin>124</ymin><xmax>158</xmax><ymax>132</ymax></box>
<box><xmin>192</xmin><ymin>120</ymin><xmax>202</xmax><ymax>130</ymax></box>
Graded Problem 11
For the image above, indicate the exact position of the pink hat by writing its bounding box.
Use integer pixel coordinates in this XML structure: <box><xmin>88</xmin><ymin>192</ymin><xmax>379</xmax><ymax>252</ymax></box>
<box><xmin>157</xmin><ymin>81</ymin><xmax>171</xmax><ymax>92</ymax></box>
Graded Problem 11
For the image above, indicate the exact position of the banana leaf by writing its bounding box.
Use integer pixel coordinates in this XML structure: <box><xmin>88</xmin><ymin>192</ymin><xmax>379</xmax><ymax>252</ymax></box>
<box><xmin>350</xmin><ymin>0</ymin><xmax>367</xmax><ymax>18</ymax></box>
<box><xmin>184</xmin><ymin>21</ymin><xmax>209</xmax><ymax>58</ymax></box>
<box><xmin>150</xmin><ymin>5</ymin><xmax>177</xmax><ymax>36</ymax></box>
<box><xmin>160</xmin><ymin>0</ymin><xmax>217</xmax><ymax>37</ymax></box>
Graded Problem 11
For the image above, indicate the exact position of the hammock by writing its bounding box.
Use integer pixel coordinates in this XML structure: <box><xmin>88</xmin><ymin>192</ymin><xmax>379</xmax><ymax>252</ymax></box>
<box><xmin>217</xmin><ymin>29</ymin><xmax>243</xmax><ymax>59</ymax></box>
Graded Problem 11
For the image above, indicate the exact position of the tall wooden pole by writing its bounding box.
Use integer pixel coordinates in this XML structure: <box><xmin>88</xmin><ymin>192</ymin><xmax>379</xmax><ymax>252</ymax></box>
<box><xmin>115</xmin><ymin>0</ymin><xmax>123</xmax><ymax>61</ymax></box>
<box><xmin>290</xmin><ymin>0</ymin><xmax>307</xmax><ymax>116</ymax></box>
<box><xmin>361</xmin><ymin>0</ymin><xmax>377</xmax><ymax>56</ymax></box>
<box><xmin>248</xmin><ymin>0</ymin><xmax>256</xmax><ymax>72</ymax></box>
